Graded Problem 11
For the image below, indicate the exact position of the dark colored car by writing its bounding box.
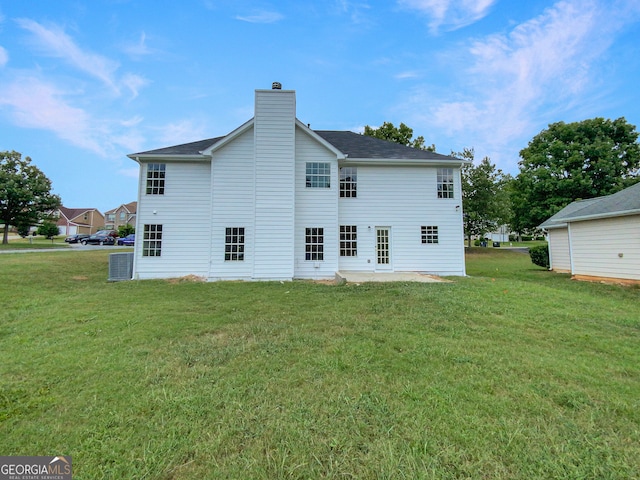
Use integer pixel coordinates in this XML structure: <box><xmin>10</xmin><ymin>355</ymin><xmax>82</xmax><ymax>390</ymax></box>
<box><xmin>64</xmin><ymin>234</ymin><xmax>90</xmax><ymax>244</ymax></box>
<box><xmin>117</xmin><ymin>234</ymin><xmax>135</xmax><ymax>246</ymax></box>
<box><xmin>81</xmin><ymin>233</ymin><xmax>116</xmax><ymax>245</ymax></box>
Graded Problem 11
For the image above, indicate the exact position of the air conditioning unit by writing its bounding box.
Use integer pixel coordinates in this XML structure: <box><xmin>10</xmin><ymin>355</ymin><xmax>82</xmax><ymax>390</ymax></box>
<box><xmin>108</xmin><ymin>252</ymin><xmax>134</xmax><ymax>281</ymax></box>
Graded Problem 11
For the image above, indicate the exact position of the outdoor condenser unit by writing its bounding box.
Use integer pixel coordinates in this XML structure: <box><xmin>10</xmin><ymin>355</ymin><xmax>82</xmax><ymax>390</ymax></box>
<box><xmin>108</xmin><ymin>252</ymin><xmax>134</xmax><ymax>281</ymax></box>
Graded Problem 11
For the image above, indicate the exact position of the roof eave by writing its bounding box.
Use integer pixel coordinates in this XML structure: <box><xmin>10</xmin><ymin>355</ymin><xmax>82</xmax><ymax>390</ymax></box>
<box><xmin>340</xmin><ymin>158</ymin><xmax>468</xmax><ymax>167</ymax></box>
<box><xmin>128</xmin><ymin>154</ymin><xmax>210</xmax><ymax>162</ymax></box>
<box><xmin>563</xmin><ymin>208</ymin><xmax>640</xmax><ymax>223</ymax></box>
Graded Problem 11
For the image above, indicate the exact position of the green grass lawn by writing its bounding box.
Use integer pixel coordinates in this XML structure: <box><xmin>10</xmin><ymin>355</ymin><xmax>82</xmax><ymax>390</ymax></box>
<box><xmin>0</xmin><ymin>235</ymin><xmax>69</xmax><ymax>249</ymax></box>
<box><xmin>1</xmin><ymin>250</ymin><xmax>638</xmax><ymax>479</ymax></box>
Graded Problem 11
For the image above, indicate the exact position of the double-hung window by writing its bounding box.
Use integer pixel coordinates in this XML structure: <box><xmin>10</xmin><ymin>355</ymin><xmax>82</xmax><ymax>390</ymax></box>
<box><xmin>339</xmin><ymin>167</ymin><xmax>357</xmax><ymax>197</ymax></box>
<box><xmin>437</xmin><ymin>168</ymin><xmax>454</xmax><ymax>198</ymax></box>
<box><xmin>146</xmin><ymin>163</ymin><xmax>166</xmax><ymax>195</ymax></box>
<box><xmin>225</xmin><ymin>227</ymin><xmax>245</xmax><ymax>261</ymax></box>
<box><xmin>306</xmin><ymin>163</ymin><xmax>330</xmax><ymax>188</ymax></box>
<box><xmin>305</xmin><ymin>228</ymin><xmax>324</xmax><ymax>261</ymax></box>
<box><xmin>421</xmin><ymin>226</ymin><xmax>439</xmax><ymax>244</ymax></box>
<box><xmin>340</xmin><ymin>225</ymin><xmax>357</xmax><ymax>256</ymax></box>
<box><xmin>143</xmin><ymin>224</ymin><xmax>163</xmax><ymax>256</ymax></box>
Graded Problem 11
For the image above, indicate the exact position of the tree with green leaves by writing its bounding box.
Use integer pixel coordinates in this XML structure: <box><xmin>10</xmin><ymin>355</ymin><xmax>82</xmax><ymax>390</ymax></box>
<box><xmin>1</xmin><ymin>151</ymin><xmax>61</xmax><ymax>244</ymax></box>
<box><xmin>513</xmin><ymin>117</ymin><xmax>640</xmax><ymax>230</ymax></box>
<box><xmin>118</xmin><ymin>224</ymin><xmax>135</xmax><ymax>237</ymax></box>
<box><xmin>455</xmin><ymin>148</ymin><xmax>511</xmax><ymax>247</ymax></box>
<box><xmin>37</xmin><ymin>221</ymin><xmax>60</xmax><ymax>240</ymax></box>
<box><xmin>364</xmin><ymin>122</ymin><xmax>435</xmax><ymax>151</ymax></box>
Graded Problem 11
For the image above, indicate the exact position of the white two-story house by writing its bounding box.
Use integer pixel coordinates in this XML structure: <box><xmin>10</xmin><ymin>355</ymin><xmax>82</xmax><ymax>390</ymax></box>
<box><xmin>128</xmin><ymin>84</ymin><xmax>468</xmax><ymax>281</ymax></box>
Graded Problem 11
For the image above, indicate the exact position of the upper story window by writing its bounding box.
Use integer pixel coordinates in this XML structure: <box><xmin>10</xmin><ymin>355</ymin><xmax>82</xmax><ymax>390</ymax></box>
<box><xmin>142</xmin><ymin>224</ymin><xmax>163</xmax><ymax>256</ymax></box>
<box><xmin>437</xmin><ymin>168</ymin><xmax>454</xmax><ymax>198</ymax></box>
<box><xmin>339</xmin><ymin>167</ymin><xmax>357</xmax><ymax>198</ymax></box>
<box><xmin>306</xmin><ymin>163</ymin><xmax>330</xmax><ymax>188</ymax></box>
<box><xmin>107</xmin><ymin>214</ymin><xmax>115</xmax><ymax>221</ymax></box>
<box><xmin>146</xmin><ymin>163</ymin><xmax>166</xmax><ymax>195</ymax></box>
<box><xmin>119</xmin><ymin>212</ymin><xmax>126</xmax><ymax>221</ymax></box>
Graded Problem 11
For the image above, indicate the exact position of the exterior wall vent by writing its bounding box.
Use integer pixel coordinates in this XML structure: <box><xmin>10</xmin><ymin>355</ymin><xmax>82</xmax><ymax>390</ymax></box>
<box><xmin>108</xmin><ymin>252</ymin><xmax>134</xmax><ymax>281</ymax></box>
<box><xmin>272</xmin><ymin>82</ymin><xmax>282</xmax><ymax>90</ymax></box>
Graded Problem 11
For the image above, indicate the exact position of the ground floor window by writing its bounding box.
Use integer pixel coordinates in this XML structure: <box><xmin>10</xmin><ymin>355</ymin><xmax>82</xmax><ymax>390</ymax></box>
<box><xmin>340</xmin><ymin>225</ymin><xmax>357</xmax><ymax>256</ymax></box>
<box><xmin>225</xmin><ymin>227</ymin><xmax>245</xmax><ymax>261</ymax></box>
<box><xmin>305</xmin><ymin>227</ymin><xmax>324</xmax><ymax>260</ymax></box>
<box><xmin>421</xmin><ymin>225</ymin><xmax>439</xmax><ymax>244</ymax></box>
<box><xmin>143</xmin><ymin>224</ymin><xmax>163</xmax><ymax>256</ymax></box>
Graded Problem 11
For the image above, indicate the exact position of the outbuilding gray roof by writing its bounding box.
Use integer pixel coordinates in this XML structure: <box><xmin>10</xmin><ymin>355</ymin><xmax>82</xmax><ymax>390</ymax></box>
<box><xmin>130</xmin><ymin>127</ymin><xmax>459</xmax><ymax>161</ymax></box>
<box><xmin>539</xmin><ymin>182</ymin><xmax>640</xmax><ymax>228</ymax></box>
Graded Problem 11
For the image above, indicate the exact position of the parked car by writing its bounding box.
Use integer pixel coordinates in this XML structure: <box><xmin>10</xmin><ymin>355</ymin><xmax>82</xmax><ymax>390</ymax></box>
<box><xmin>64</xmin><ymin>234</ymin><xmax>90</xmax><ymax>244</ymax></box>
<box><xmin>81</xmin><ymin>233</ymin><xmax>116</xmax><ymax>245</ymax></box>
<box><xmin>95</xmin><ymin>229</ymin><xmax>118</xmax><ymax>238</ymax></box>
<box><xmin>117</xmin><ymin>234</ymin><xmax>135</xmax><ymax>246</ymax></box>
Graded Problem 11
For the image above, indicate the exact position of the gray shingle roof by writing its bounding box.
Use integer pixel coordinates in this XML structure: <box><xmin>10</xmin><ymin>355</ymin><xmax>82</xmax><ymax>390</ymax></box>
<box><xmin>314</xmin><ymin>131</ymin><xmax>458</xmax><ymax>161</ymax></box>
<box><xmin>130</xmin><ymin>127</ymin><xmax>459</xmax><ymax>161</ymax></box>
<box><xmin>539</xmin><ymin>182</ymin><xmax>640</xmax><ymax>228</ymax></box>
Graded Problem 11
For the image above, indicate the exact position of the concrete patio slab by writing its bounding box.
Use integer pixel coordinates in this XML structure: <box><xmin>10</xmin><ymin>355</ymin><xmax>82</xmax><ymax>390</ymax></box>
<box><xmin>337</xmin><ymin>271</ymin><xmax>448</xmax><ymax>283</ymax></box>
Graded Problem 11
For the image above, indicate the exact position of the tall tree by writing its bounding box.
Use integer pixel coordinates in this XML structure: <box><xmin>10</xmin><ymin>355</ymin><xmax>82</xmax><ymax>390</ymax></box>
<box><xmin>513</xmin><ymin>117</ymin><xmax>640</xmax><ymax>229</ymax></box>
<box><xmin>364</xmin><ymin>122</ymin><xmax>435</xmax><ymax>151</ymax></box>
<box><xmin>455</xmin><ymin>148</ymin><xmax>511</xmax><ymax>247</ymax></box>
<box><xmin>0</xmin><ymin>151</ymin><xmax>61</xmax><ymax>244</ymax></box>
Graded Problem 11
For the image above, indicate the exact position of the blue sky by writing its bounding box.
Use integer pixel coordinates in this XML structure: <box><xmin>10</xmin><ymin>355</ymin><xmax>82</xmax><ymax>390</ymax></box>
<box><xmin>1</xmin><ymin>0</ymin><xmax>639</xmax><ymax>213</ymax></box>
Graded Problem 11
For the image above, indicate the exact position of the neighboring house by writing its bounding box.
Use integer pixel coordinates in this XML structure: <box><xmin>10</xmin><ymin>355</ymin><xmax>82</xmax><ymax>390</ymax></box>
<box><xmin>55</xmin><ymin>207</ymin><xmax>104</xmax><ymax>235</ymax></box>
<box><xmin>127</xmin><ymin>84</ymin><xmax>469</xmax><ymax>281</ymax></box>
<box><xmin>539</xmin><ymin>182</ymin><xmax>640</xmax><ymax>284</ymax></box>
<box><xmin>104</xmin><ymin>202</ymin><xmax>137</xmax><ymax>230</ymax></box>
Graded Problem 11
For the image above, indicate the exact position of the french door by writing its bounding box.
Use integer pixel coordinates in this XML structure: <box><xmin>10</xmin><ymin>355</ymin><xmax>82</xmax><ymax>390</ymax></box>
<box><xmin>375</xmin><ymin>227</ymin><xmax>392</xmax><ymax>271</ymax></box>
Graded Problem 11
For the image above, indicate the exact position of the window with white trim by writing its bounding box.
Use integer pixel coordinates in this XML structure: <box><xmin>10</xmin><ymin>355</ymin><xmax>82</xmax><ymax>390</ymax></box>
<box><xmin>340</xmin><ymin>225</ymin><xmax>357</xmax><ymax>256</ymax></box>
<box><xmin>146</xmin><ymin>163</ymin><xmax>166</xmax><ymax>195</ymax></box>
<box><xmin>339</xmin><ymin>167</ymin><xmax>357</xmax><ymax>197</ymax></box>
<box><xmin>143</xmin><ymin>224</ymin><xmax>163</xmax><ymax>256</ymax></box>
<box><xmin>437</xmin><ymin>168</ymin><xmax>454</xmax><ymax>198</ymax></box>
<box><xmin>305</xmin><ymin>227</ymin><xmax>324</xmax><ymax>260</ymax></box>
<box><xmin>306</xmin><ymin>163</ymin><xmax>331</xmax><ymax>188</ymax></box>
<box><xmin>421</xmin><ymin>226</ymin><xmax>439</xmax><ymax>244</ymax></box>
<box><xmin>225</xmin><ymin>227</ymin><xmax>245</xmax><ymax>261</ymax></box>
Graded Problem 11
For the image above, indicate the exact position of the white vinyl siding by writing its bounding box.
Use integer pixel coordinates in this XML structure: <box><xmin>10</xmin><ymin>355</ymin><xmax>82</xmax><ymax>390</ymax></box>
<box><xmin>569</xmin><ymin>216</ymin><xmax>640</xmax><ymax>281</ymax></box>
<box><xmin>338</xmin><ymin>165</ymin><xmax>465</xmax><ymax>276</ymax></box>
<box><xmin>294</xmin><ymin>130</ymin><xmax>338</xmax><ymax>279</ymax></box>
<box><xmin>134</xmin><ymin>161</ymin><xmax>211</xmax><ymax>279</ymax></box>
<box><xmin>210</xmin><ymin>128</ymin><xmax>255</xmax><ymax>280</ymax></box>
<box><xmin>253</xmin><ymin>90</ymin><xmax>296</xmax><ymax>280</ymax></box>
<box><xmin>548</xmin><ymin>227</ymin><xmax>571</xmax><ymax>273</ymax></box>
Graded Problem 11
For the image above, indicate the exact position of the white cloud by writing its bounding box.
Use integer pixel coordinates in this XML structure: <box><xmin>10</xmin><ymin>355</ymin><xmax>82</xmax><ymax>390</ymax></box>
<box><xmin>123</xmin><ymin>31</ymin><xmax>154</xmax><ymax>57</ymax></box>
<box><xmin>398</xmin><ymin>0</ymin><xmax>496</xmax><ymax>33</ymax></box>
<box><xmin>395</xmin><ymin>71</ymin><xmax>420</xmax><ymax>80</ymax></box>
<box><xmin>0</xmin><ymin>76</ymin><xmax>104</xmax><ymax>154</ymax></box>
<box><xmin>0</xmin><ymin>46</ymin><xmax>8</xmax><ymax>67</ymax></box>
<box><xmin>16</xmin><ymin>18</ymin><xmax>121</xmax><ymax>93</ymax></box>
<box><xmin>121</xmin><ymin>73</ymin><xmax>149</xmax><ymax>99</ymax></box>
<box><xmin>15</xmin><ymin>18</ymin><xmax>148</xmax><ymax>98</ymax></box>
<box><xmin>157</xmin><ymin>120</ymin><xmax>208</xmax><ymax>147</ymax></box>
<box><xmin>400</xmin><ymin>0</ymin><xmax>639</xmax><ymax>167</ymax></box>
<box><xmin>235</xmin><ymin>10</ymin><xmax>284</xmax><ymax>23</ymax></box>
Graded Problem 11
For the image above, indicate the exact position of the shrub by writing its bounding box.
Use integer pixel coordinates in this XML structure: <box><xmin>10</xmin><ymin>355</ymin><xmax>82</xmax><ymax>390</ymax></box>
<box><xmin>529</xmin><ymin>245</ymin><xmax>550</xmax><ymax>269</ymax></box>
<box><xmin>37</xmin><ymin>221</ymin><xmax>60</xmax><ymax>240</ymax></box>
<box><xmin>521</xmin><ymin>235</ymin><xmax>533</xmax><ymax>241</ymax></box>
<box><xmin>118</xmin><ymin>224</ymin><xmax>135</xmax><ymax>237</ymax></box>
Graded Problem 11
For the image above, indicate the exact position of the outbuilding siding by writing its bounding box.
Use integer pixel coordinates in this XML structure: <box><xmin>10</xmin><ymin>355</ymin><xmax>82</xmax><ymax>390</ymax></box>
<box><xmin>569</xmin><ymin>216</ymin><xmax>640</xmax><ymax>281</ymax></box>
<box><xmin>548</xmin><ymin>228</ymin><xmax>571</xmax><ymax>273</ymax></box>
